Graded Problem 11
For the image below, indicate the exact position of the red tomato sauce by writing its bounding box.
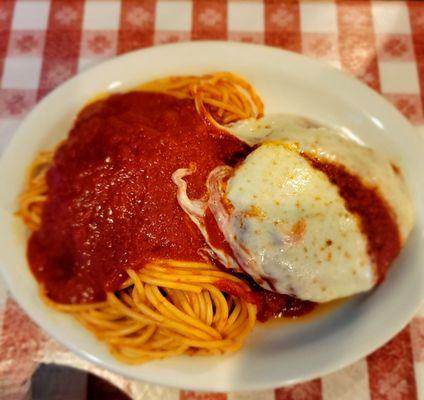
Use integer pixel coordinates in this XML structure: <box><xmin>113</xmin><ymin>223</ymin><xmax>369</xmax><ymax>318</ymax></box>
<box><xmin>28</xmin><ymin>92</ymin><xmax>248</xmax><ymax>303</ymax></box>
<box><xmin>204</xmin><ymin>208</ymin><xmax>236</xmax><ymax>259</ymax></box>
<box><xmin>214</xmin><ymin>279</ymin><xmax>316</xmax><ymax>322</ymax></box>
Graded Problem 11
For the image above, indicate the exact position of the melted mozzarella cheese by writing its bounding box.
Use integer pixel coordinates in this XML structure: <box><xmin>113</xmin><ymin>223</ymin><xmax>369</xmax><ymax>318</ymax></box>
<box><xmin>221</xmin><ymin>143</ymin><xmax>375</xmax><ymax>302</ymax></box>
<box><xmin>173</xmin><ymin>114</ymin><xmax>415</xmax><ymax>303</ymax></box>
<box><xmin>228</xmin><ymin>114</ymin><xmax>414</xmax><ymax>243</ymax></box>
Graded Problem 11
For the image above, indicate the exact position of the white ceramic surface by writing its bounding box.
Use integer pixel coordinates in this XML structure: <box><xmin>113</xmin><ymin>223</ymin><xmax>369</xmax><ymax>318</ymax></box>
<box><xmin>0</xmin><ymin>42</ymin><xmax>423</xmax><ymax>392</ymax></box>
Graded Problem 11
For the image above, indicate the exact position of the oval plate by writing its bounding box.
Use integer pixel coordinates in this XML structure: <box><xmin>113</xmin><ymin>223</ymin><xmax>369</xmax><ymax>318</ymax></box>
<box><xmin>0</xmin><ymin>42</ymin><xmax>423</xmax><ymax>392</ymax></box>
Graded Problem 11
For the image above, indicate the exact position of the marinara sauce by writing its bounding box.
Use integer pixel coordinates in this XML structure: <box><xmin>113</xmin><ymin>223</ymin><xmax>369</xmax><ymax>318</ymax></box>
<box><xmin>28</xmin><ymin>92</ymin><xmax>248</xmax><ymax>304</ymax></box>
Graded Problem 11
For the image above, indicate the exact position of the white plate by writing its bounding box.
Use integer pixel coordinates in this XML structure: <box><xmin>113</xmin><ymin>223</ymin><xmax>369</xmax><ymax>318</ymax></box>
<box><xmin>0</xmin><ymin>42</ymin><xmax>423</xmax><ymax>392</ymax></box>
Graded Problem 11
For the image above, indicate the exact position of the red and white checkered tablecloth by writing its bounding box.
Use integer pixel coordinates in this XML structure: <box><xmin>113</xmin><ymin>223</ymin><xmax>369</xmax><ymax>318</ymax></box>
<box><xmin>0</xmin><ymin>1</ymin><xmax>424</xmax><ymax>399</ymax></box>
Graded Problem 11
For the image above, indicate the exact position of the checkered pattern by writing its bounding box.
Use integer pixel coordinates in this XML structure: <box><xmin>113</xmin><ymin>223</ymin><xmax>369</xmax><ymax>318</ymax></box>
<box><xmin>0</xmin><ymin>1</ymin><xmax>424</xmax><ymax>399</ymax></box>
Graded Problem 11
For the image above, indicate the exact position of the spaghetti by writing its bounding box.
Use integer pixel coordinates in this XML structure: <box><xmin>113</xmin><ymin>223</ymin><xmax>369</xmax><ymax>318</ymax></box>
<box><xmin>139</xmin><ymin>72</ymin><xmax>264</xmax><ymax>128</ymax></box>
<box><xmin>19</xmin><ymin>152</ymin><xmax>256</xmax><ymax>363</ymax></box>
<box><xmin>42</xmin><ymin>260</ymin><xmax>256</xmax><ymax>364</ymax></box>
<box><xmin>17</xmin><ymin>72</ymin><xmax>261</xmax><ymax>364</ymax></box>
<box><xmin>17</xmin><ymin>150</ymin><xmax>51</xmax><ymax>231</ymax></box>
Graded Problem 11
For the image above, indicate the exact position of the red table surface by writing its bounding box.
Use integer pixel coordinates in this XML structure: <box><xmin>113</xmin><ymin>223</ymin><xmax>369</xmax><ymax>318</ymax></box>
<box><xmin>0</xmin><ymin>1</ymin><xmax>424</xmax><ymax>399</ymax></box>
